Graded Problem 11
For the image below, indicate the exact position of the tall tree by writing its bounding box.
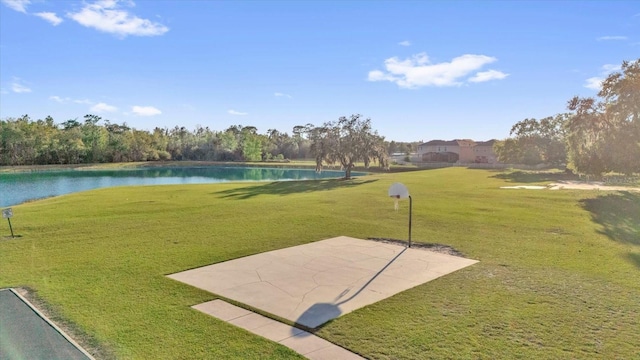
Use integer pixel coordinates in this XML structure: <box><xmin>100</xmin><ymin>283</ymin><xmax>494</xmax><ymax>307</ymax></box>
<box><xmin>241</xmin><ymin>132</ymin><xmax>263</xmax><ymax>161</ymax></box>
<box><xmin>81</xmin><ymin>114</ymin><xmax>107</xmax><ymax>163</ymax></box>
<box><xmin>566</xmin><ymin>59</ymin><xmax>640</xmax><ymax>175</ymax></box>
<box><xmin>496</xmin><ymin>114</ymin><xmax>568</xmax><ymax>165</ymax></box>
<box><xmin>493</xmin><ymin>138</ymin><xmax>521</xmax><ymax>164</ymax></box>
<box><xmin>308</xmin><ymin>114</ymin><xmax>389</xmax><ymax>179</ymax></box>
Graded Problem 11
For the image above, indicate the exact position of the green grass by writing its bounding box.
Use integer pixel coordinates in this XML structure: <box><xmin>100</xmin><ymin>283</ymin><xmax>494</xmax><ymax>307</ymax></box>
<box><xmin>1</xmin><ymin>168</ymin><xmax>638</xmax><ymax>359</ymax></box>
<box><xmin>0</xmin><ymin>159</ymin><xmax>413</xmax><ymax>175</ymax></box>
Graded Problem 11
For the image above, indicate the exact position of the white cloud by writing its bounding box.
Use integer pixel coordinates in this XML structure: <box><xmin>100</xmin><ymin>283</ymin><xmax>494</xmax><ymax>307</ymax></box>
<box><xmin>91</xmin><ymin>102</ymin><xmax>118</xmax><ymax>113</ymax></box>
<box><xmin>601</xmin><ymin>64</ymin><xmax>621</xmax><ymax>72</ymax></box>
<box><xmin>11</xmin><ymin>78</ymin><xmax>31</xmax><ymax>93</ymax></box>
<box><xmin>12</xmin><ymin>83</ymin><xmax>31</xmax><ymax>93</ymax></box>
<box><xmin>49</xmin><ymin>95</ymin><xmax>66</xmax><ymax>103</ymax></box>
<box><xmin>584</xmin><ymin>77</ymin><xmax>603</xmax><ymax>90</ymax></box>
<box><xmin>50</xmin><ymin>96</ymin><xmax>96</xmax><ymax>104</ymax></box>
<box><xmin>228</xmin><ymin>109</ymin><xmax>247</xmax><ymax>116</ymax></box>
<box><xmin>132</xmin><ymin>105</ymin><xmax>161</xmax><ymax>116</ymax></box>
<box><xmin>398</xmin><ymin>40</ymin><xmax>411</xmax><ymax>46</ymax></box>
<box><xmin>1</xmin><ymin>0</ymin><xmax>30</xmax><ymax>13</ymax></box>
<box><xmin>596</xmin><ymin>35</ymin><xmax>628</xmax><ymax>41</ymax></box>
<box><xmin>68</xmin><ymin>0</ymin><xmax>169</xmax><ymax>37</ymax></box>
<box><xmin>469</xmin><ymin>69</ymin><xmax>509</xmax><ymax>83</ymax></box>
<box><xmin>583</xmin><ymin>64</ymin><xmax>622</xmax><ymax>90</ymax></box>
<box><xmin>274</xmin><ymin>92</ymin><xmax>292</xmax><ymax>99</ymax></box>
<box><xmin>35</xmin><ymin>12</ymin><xmax>63</xmax><ymax>26</ymax></box>
<box><xmin>368</xmin><ymin>52</ymin><xmax>505</xmax><ymax>88</ymax></box>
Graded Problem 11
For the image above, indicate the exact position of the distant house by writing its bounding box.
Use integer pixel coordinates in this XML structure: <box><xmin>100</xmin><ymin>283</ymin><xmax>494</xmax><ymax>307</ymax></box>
<box><xmin>417</xmin><ymin>139</ymin><xmax>498</xmax><ymax>163</ymax></box>
<box><xmin>473</xmin><ymin>140</ymin><xmax>498</xmax><ymax>164</ymax></box>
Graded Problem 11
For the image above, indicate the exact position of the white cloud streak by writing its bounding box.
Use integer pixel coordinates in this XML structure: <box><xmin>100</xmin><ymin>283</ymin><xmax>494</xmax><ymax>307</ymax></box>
<box><xmin>11</xmin><ymin>78</ymin><xmax>31</xmax><ymax>93</ymax></box>
<box><xmin>398</xmin><ymin>40</ymin><xmax>411</xmax><ymax>46</ymax></box>
<box><xmin>274</xmin><ymin>92</ymin><xmax>292</xmax><ymax>99</ymax></box>
<box><xmin>596</xmin><ymin>35</ymin><xmax>628</xmax><ymax>41</ymax></box>
<box><xmin>91</xmin><ymin>102</ymin><xmax>118</xmax><ymax>113</ymax></box>
<box><xmin>584</xmin><ymin>77</ymin><xmax>603</xmax><ymax>90</ymax></box>
<box><xmin>469</xmin><ymin>69</ymin><xmax>509</xmax><ymax>83</ymax></box>
<box><xmin>50</xmin><ymin>96</ymin><xmax>94</xmax><ymax>104</ymax></box>
<box><xmin>49</xmin><ymin>95</ymin><xmax>66</xmax><ymax>103</ymax></box>
<box><xmin>368</xmin><ymin>52</ymin><xmax>506</xmax><ymax>88</ymax></box>
<box><xmin>1</xmin><ymin>0</ymin><xmax>30</xmax><ymax>13</ymax></box>
<box><xmin>132</xmin><ymin>105</ymin><xmax>161</xmax><ymax>116</ymax></box>
<box><xmin>228</xmin><ymin>109</ymin><xmax>247</xmax><ymax>116</ymax></box>
<box><xmin>35</xmin><ymin>12</ymin><xmax>63</xmax><ymax>26</ymax></box>
<box><xmin>68</xmin><ymin>0</ymin><xmax>169</xmax><ymax>37</ymax></box>
<box><xmin>583</xmin><ymin>64</ymin><xmax>622</xmax><ymax>90</ymax></box>
<box><xmin>601</xmin><ymin>64</ymin><xmax>621</xmax><ymax>72</ymax></box>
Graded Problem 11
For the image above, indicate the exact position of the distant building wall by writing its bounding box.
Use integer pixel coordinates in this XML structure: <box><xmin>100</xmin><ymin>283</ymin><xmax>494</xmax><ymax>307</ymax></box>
<box><xmin>473</xmin><ymin>140</ymin><xmax>497</xmax><ymax>163</ymax></box>
<box><xmin>416</xmin><ymin>139</ymin><xmax>498</xmax><ymax>164</ymax></box>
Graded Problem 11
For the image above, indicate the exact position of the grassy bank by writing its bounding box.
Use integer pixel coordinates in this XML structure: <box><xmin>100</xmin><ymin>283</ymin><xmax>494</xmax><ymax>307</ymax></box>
<box><xmin>0</xmin><ymin>159</ymin><xmax>416</xmax><ymax>175</ymax></box>
<box><xmin>1</xmin><ymin>168</ymin><xmax>638</xmax><ymax>359</ymax></box>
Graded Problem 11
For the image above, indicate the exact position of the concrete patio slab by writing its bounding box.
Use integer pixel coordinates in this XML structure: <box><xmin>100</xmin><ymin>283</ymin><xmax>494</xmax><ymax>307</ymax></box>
<box><xmin>279</xmin><ymin>332</ymin><xmax>337</xmax><ymax>355</ymax></box>
<box><xmin>170</xmin><ymin>236</ymin><xmax>478</xmax><ymax>328</ymax></box>
<box><xmin>192</xmin><ymin>299</ymin><xmax>251</xmax><ymax>321</ymax></box>
<box><xmin>304</xmin><ymin>344</ymin><xmax>365</xmax><ymax>360</ymax></box>
<box><xmin>193</xmin><ymin>299</ymin><xmax>364</xmax><ymax>360</ymax></box>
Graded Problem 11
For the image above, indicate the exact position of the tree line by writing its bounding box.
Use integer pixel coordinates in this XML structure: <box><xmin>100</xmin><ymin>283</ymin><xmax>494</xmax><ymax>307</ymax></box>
<box><xmin>1</xmin><ymin>113</ymin><xmax>404</xmax><ymax>177</ymax></box>
<box><xmin>494</xmin><ymin>59</ymin><xmax>639</xmax><ymax>175</ymax></box>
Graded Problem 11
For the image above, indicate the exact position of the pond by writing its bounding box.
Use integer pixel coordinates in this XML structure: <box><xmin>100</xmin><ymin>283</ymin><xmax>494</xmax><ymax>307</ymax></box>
<box><xmin>0</xmin><ymin>166</ymin><xmax>361</xmax><ymax>207</ymax></box>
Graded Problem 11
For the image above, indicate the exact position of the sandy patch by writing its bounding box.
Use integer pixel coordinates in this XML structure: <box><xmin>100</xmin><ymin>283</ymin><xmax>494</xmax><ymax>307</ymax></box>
<box><xmin>500</xmin><ymin>181</ymin><xmax>639</xmax><ymax>192</ymax></box>
<box><xmin>500</xmin><ymin>186</ymin><xmax>547</xmax><ymax>190</ymax></box>
<box><xmin>548</xmin><ymin>181</ymin><xmax>640</xmax><ymax>192</ymax></box>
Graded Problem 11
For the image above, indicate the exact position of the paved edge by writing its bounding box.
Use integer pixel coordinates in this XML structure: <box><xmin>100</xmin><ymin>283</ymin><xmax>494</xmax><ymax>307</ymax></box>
<box><xmin>1</xmin><ymin>288</ymin><xmax>96</xmax><ymax>360</ymax></box>
<box><xmin>193</xmin><ymin>299</ymin><xmax>365</xmax><ymax>360</ymax></box>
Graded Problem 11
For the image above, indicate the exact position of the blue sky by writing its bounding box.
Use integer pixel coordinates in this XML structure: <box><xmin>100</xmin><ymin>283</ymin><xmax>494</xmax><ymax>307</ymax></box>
<box><xmin>1</xmin><ymin>0</ymin><xmax>638</xmax><ymax>142</ymax></box>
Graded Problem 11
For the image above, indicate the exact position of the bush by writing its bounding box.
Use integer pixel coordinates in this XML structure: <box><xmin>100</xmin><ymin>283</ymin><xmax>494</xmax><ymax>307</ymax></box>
<box><xmin>158</xmin><ymin>151</ymin><xmax>172</xmax><ymax>161</ymax></box>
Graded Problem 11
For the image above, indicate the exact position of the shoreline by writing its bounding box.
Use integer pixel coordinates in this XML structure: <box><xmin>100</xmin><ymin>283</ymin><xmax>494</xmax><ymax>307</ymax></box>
<box><xmin>0</xmin><ymin>160</ymin><xmax>316</xmax><ymax>174</ymax></box>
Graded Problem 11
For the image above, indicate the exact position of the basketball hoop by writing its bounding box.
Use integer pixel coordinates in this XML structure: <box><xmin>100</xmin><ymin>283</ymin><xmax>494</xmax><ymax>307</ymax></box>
<box><xmin>388</xmin><ymin>182</ymin><xmax>409</xmax><ymax>211</ymax></box>
<box><xmin>387</xmin><ymin>183</ymin><xmax>413</xmax><ymax>247</ymax></box>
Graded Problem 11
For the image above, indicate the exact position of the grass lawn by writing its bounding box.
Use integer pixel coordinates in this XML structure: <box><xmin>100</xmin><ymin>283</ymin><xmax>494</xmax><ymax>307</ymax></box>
<box><xmin>1</xmin><ymin>167</ymin><xmax>638</xmax><ymax>359</ymax></box>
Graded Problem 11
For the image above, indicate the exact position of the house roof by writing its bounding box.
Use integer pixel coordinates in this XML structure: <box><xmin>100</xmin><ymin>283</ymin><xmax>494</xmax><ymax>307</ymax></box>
<box><xmin>419</xmin><ymin>140</ymin><xmax>456</xmax><ymax>146</ymax></box>
<box><xmin>419</xmin><ymin>139</ymin><xmax>498</xmax><ymax>147</ymax></box>
<box><xmin>419</xmin><ymin>139</ymin><xmax>474</xmax><ymax>146</ymax></box>
<box><xmin>475</xmin><ymin>139</ymin><xmax>497</xmax><ymax>146</ymax></box>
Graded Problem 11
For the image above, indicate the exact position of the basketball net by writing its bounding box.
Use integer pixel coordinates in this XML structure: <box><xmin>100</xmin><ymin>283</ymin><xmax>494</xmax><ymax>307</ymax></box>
<box><xmin>393</xmin><ymin>195</ymin><xmax>400</xmax><ymax>210</ymax></box>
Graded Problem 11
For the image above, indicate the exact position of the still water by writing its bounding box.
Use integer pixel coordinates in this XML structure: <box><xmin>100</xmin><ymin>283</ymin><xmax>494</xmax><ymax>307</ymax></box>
<box><xmin>0</xmin><ymin>166</ymin><xmax>360</xmax><ymax>207</ymax></box>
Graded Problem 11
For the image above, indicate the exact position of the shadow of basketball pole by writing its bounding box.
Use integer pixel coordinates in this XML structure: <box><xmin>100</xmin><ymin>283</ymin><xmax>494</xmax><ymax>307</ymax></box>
<box><xmin>335</xmin><ymin>247</ymin><xmax>408</xmax><ymax>306</ymax></box>
<box><xmin>294</xmin><ymin>247</ymin><xmax>408</xmax><ymax>330</ymax></box>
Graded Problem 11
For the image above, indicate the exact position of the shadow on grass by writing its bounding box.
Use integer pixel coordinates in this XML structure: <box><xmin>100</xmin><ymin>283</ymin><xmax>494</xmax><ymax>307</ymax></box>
<box><xmin>580</xmin><ymin>192</ymin><xmax>640</xmax><ymax>247</ymax></box>
<box><xmin>627</xmin><ymin>253</ymin><xmax>640</xmax><ymax>269</ymax></box>
<box><xmin>215</xmin><ymin>178</ymin><xmax>378</xmax><ymax>199</ymax></box>
<box><xmin>491</xmin><ymin>170</ymin><xmax>577</xmax><ymax>183</ymax></box>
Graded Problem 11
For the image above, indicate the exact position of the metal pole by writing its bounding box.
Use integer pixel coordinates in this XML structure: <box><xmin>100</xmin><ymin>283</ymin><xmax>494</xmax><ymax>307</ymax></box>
<box><xmin>408</xmin><ymin>195</ymin><xmax>412</xmax><ymax>248</ymax></box>
<box><xmin>7</xmin><ymin>218</ymin><xmax>14</xmax><ymax>238</ymax></box>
